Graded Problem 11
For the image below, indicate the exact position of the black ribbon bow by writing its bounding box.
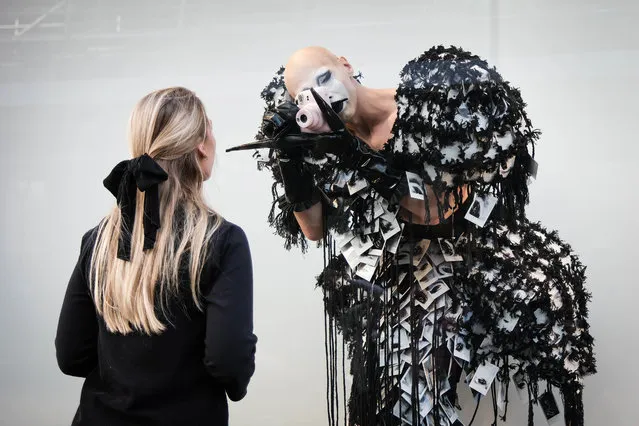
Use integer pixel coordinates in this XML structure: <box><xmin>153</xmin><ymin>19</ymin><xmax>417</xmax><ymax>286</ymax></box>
<box><xmin>103</xmin><ymin>154</ymin><xmax>169</xmax><ymax>261</ymax></box>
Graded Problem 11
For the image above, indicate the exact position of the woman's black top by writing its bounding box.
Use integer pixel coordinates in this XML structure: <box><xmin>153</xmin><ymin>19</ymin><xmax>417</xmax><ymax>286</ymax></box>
<box><xmin>55</xmin><ymin>220</ymin><xmax>257</xmax><ymax>426</ymax></box>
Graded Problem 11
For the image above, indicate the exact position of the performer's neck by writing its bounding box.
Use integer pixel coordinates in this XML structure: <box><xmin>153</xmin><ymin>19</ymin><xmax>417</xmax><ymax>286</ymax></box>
<box><xmin>347</xmin><ymin>85</ymin><xmax>397</xmax><ymax>147</ymax></box>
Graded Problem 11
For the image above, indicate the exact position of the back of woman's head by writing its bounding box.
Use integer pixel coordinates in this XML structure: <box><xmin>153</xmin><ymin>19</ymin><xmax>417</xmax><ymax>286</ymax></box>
<box><xmin>91</xmin><ymin>87</ymin><xmax>222</xmax><ymax>335</ymax></box>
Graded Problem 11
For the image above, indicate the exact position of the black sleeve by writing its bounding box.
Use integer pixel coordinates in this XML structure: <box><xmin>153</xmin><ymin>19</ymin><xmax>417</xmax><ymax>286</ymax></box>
<box><xmin>202</xmin><ymin>224</ymin><xmax>257</xmax><ymax>402</ymax></box>
<box><xmin>55</xmin><ymin>229</ymin><xmax>99</xmax><ymax>377</ymax></box>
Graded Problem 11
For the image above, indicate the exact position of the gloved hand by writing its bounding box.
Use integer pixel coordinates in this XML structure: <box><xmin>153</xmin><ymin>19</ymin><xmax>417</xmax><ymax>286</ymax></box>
<box><xmin>276</xmin><ymin>154</ymin><xmax>319</xmax><ymax>211</ymax></box>
<box><xmin>261</xmin><ymin>89</ymin><xmax>405</xmax><ymax>205</ymax></box>
<box><xmin>260</xmin><ymin>101</ymin><xmax>320</xmax><ymax>211</ymax></box>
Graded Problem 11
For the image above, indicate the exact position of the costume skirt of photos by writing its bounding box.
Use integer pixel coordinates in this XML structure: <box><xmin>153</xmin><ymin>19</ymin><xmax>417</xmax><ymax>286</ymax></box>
<box><xmin>348</xmin><ymin>235</ymin><xmax>468</xmax><ymax>426</ymax></box>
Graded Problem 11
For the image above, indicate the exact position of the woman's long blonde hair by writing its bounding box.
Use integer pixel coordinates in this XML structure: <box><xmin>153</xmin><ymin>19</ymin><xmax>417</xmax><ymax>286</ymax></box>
<box><xmin>90</xmin><ymin>87</ymin><xmax>222</xmax><ymax>335</ymax></box>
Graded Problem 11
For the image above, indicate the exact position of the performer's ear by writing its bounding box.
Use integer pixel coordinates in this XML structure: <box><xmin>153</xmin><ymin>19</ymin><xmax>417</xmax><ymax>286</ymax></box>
<box><xmin>338</xmin><ymin>56</ymin><xmax>354</xmax><ymax>76</ymax></box>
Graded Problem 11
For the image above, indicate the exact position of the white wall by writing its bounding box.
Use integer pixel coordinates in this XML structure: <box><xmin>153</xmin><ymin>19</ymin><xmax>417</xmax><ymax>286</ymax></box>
<box><xmin>0</xmin><ymin>0</ymin><xmax>637</xmax><ymax>424</ymax></box>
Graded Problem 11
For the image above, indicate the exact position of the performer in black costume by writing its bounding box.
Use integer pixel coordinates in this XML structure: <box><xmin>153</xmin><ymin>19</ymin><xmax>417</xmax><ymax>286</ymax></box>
<box><xmin>229</xmin><ymin>46</ymin><xmax>596</xmax><ymax>426</ymax></box>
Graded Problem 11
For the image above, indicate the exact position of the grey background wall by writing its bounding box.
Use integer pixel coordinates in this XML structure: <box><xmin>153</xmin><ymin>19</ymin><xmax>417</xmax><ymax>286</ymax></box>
<box><xmin>0</xmin><ymin>0</ymin><xmax>636</xmax><ymax>425</ymax></box>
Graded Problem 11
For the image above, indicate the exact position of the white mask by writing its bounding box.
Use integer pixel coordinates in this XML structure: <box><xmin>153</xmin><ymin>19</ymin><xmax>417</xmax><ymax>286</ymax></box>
<box><xmin>295</xmin><ymin>67</ymin><xmax>350</xmax><ymax>116</ymax></box>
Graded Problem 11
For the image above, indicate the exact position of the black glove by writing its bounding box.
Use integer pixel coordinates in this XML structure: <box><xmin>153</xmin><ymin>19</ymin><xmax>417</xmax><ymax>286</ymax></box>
<box><xmin>260</xmin><ymin>102</ymin><xmax>320</xmax><ymax>211</ymax></box>
<box><xmin>277</xmin><ymin>154</ymin><xmax>320</xmax><ymax>211</ymax></box>
<box><xmin>260</xmin><ymin>90</ymin><xmax>405</xmax><ymax>206</ymax></box>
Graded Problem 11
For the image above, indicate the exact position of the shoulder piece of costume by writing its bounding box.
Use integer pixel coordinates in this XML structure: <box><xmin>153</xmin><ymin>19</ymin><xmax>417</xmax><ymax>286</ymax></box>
<box><xmin>456</xmin><ymin>219</ymin><xmax>596</xmax><ymax>423</ymax></box>
<box><xmin>386</xmin><ymin>45</ymin><xmax>540</xmax><ymax>224</ymax></box>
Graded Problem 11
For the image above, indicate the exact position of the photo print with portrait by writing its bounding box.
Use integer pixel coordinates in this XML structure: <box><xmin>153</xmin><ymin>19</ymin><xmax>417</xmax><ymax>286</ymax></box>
<box><xmin>528</xmin><ymin>156</ymin><xmax>539</xmax><ymax>179</ymax></box>
<box><xmin>435</xmin><ymin>262</ymin><xmax>454</xmax><ymax>278</ymax></box>
<box><xmin>359</xmin><ymin>254</ymin><xmax>379</xmax><ymax>267</ymax></box>
<box><xmin>432</xmin><ymin>294</ymin><xmax>448</xmax><ymax>313</ymax></box>
<box><xmin>341</xmin><ymin>244</ymin><xmax>360</xmax><ymax>270</ymax></box>
<box><xmin>439</xmin><ymin>391</ymin><xmax>459</xmax><ymax>423</ymax></box>
<box><xmin>371</xmin><ymin>233</ymin><xmax>385</xmax><ymax>250</ymax></box>
<box><xmin>414</xmin><ymin>290</ymin><xmax>428</xmax><ymax>310</ymax></box>
<box><xmin>454</xmin><ymin>232</ymin><xmax>469</xmax><ymax>250</ymax></box>
<box><xmin>470</xmin><ymin>362</ymin><xmax>500</xmax><ymax>396</ymax></box>
<box><xmin>406</xmin><ymin>171</ymin><xmax>425</xmax><ymax>200</ymax></box>
<box><xmin>464</xmin><ymin>192</ymin><xmax>498</xmax><ymax>228</ymax></box>
<box><xmin>363</xmin><ymin>200</ymin><xmax>386</xmax><ymax>222</ymax></box>
<box><xmin>387</xmin><ymin>230</ymin><xmax>403</xmax><ymax>254</ymax></box>
<box><xmin>399</xmin><ymin>291</ymin><xmax>412</xmax><ymax>311</ymax></box>
<box><xmin>400</xmin><ymin>368</ymin><xmax>427</xmax><ymax>397</ymax></box>
<box><xmin>333</xmin><ymin>230</ymin><xmax>354</xmax><ymax>249</ymax></box>
<box><xmin>438</xmin><ymin>238</ymin><xmax>463</xmax><ymax>262</ymax></box>
<box><xmin>418</xmin><ymin>390</ymin><xmax>435</xmax><ymax>418</ymax></box>
<box><xmin>390</xmin><ymin>325</ymin><xmax>412</xmax><ymax>351</ymax></box>
<box><xmin>379</xmin><ymin>217</ymin><xmax>394</xmax><ymax>234</ymax></box>
<box><xmin>414</xmin><ymin>257</ymin><xmax>434</xmax><ymax>282</ymax></box>
<box><xmin>331</xmin><ymin>170</ymin><xmax>353</xmax><ymax>190</ymax></box>
<box><xmin>453</xmin><ymin>334</ymin><xmax>471</xmax><ymax>363</ymax></box>
<box><xmin>347</xmin><ymin>177</ymin><xmax>368</xmax><ymax>195</ymax></box>
<box><xmin>393</xmin><ymin>398</ymin><xmax>414</xmax><ymax>425</ymax></box>
<box><xmin>356</xmin><ymin>263</ymin><xmax>376</xmax><ymax>281</ymax></box>
<box><xmin>420</xmin><ymin>282</ymin><xmax>449</xmax><ymax>312</ymax></box>
<box><xmin>380</xmin><ymin>212</ymin><xmax>401</xmax><ymax>241</ymax></box>
<box><xmin>539</xmin><ymin>391</ymin><xmax>561</xmax><ymax>423</ymax></box>
<box><xmin>350</xmin><ymin>234</ymin><xmax>374</xmax><ymax>256</ymax></box>
<box><xmin>412</xmin><ymin>239</ymin><xmax>431</xmax><ymax>266</ymax></box>
<box><xmin>419</xmin><ymin>262</ymin><xmax>453</xmax><ymax>291</ymax></box>
<box><xmin>426</xmin><ymin>246</ymin><xmax>446</xmax><ymax>267</ymax></box>
<box><xmin>421</xmin><ymin>323</ymin><xmax>435</xmax><ymax>345</ymax></box>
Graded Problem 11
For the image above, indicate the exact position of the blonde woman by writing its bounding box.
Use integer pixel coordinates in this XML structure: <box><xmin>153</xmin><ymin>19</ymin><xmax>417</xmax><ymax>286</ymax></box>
<box><xmin>55</xmin><ymin>87</ymin><xmax>257</xmax><ymax>426</ymax></box>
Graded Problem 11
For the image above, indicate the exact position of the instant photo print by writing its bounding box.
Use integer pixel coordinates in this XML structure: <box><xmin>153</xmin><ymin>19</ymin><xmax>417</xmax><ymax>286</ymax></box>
<box><xmin>464</xmin><ymin>193</ymin><xmax>498</xmax><ymax>228</ymax></box>
<box><xmin>347</xmin><ymin>177</ymin><xmax>368</xmax><ymax>195</ymax></box>
<box><xmin>412</xmin><ymin>239</ymin><xmax>431</xmax><ymax>266</ymax></box>
<box><xmin>469</xmin><ymin>362</ymin><xmax>500</xmax><ymax>396</ymax></box>
<box><xmin>438</xmin><ymin>238</ymin><xmax>463</xmax><ymax>262</ymax></box>
<box><xmin>453</xmin><ymin>334</ymin><xmax>471</xmax><ymax>363</ymax></box>
<box><xmin>406</xmin><ymin>171</ymin><xmax>425</xmax><ymax>200</ymax></box>
<box><xmin>539</xmin><ymin>390</ymin><xmax>561</xmax><ymax>423</ymax></box>
<box><xmin>386</xmin><ymin>231</ymin><xmax>403</xmax><ymax>254</ymax></box>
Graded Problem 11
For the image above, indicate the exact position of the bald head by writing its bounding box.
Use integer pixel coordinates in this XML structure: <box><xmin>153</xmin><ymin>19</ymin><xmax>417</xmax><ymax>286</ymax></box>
<box><xmin>283</xmin><ymin>46</ymin><xmax>358</xmax><ymax>120</ymax></box>
<box><xmin>285</xmin><ymin>46</ymin><xmax>340</xmax><ymax>74</ymax></box>
<box><xmin>284</xmin><ymin>47</ymin><xmax>346</xmax><ymax>97</ymax></box>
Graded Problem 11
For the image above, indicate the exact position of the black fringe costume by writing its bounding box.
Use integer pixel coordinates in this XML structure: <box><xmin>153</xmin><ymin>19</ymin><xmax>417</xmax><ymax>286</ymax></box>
<box><xmin>253</xmin><ymin>46</ymin><xmax>596</xmax><ymax>426</ymax></box>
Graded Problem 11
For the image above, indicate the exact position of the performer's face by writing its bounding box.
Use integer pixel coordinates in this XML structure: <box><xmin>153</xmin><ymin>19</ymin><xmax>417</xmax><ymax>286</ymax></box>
<box><xmin>284</xmin><ymin>53</ymin><xmax>358</xmax><ymax>123</ymax></box>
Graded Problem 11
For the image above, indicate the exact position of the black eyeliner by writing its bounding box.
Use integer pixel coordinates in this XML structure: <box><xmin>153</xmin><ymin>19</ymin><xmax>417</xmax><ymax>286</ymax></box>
<box><xmin>316</xmin><ymin>70</ymin><xmax>331</xmax><ymax>85</ymax></box>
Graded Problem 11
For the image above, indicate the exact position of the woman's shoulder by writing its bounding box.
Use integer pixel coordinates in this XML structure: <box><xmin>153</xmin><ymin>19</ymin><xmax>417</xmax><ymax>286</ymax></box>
<box><xmin>201</xmin><ymin>217</ymin><xmax>251</xmax><ymax>285</ymax></box>
<box><xmin>208</xmin><ymin>216</ymin><xmax>249</xmax><ymax>252</ymax></box>
<box><xmin>78</xmin><ymin>223</ymin><xmax>102</xmax><ymax>257</ymax></box>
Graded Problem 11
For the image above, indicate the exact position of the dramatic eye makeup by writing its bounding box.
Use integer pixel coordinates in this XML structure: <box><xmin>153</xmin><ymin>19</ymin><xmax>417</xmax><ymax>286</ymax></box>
<box><xmin>316</xmin><ymin>70</ymin><xmax>332</xmax><ymax>85</ymax></box>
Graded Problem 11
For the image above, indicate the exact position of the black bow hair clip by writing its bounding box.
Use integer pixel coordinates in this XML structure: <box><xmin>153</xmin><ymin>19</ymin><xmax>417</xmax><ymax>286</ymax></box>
<box><xmin>225</xmin><ymin>88</ymin><xmax>346</xmax><ymax>153</ymax></box>
<box><xmin>103</xmin><ymin>153</ymin><xmax>169</xmax><ymax>261</ymax></box>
